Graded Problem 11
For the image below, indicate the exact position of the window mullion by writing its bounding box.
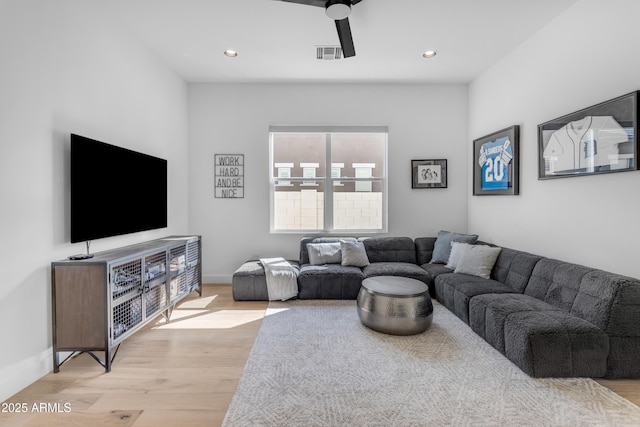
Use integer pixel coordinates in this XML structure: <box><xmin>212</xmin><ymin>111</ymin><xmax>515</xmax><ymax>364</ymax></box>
<box><xmin>325</xmin><ymin>132</ymin><xmax>333</xmax><ymax>232</ymax></box>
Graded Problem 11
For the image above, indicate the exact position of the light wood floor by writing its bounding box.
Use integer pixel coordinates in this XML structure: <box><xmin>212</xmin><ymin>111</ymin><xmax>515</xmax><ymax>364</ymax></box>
<box><xmin>2</xmin><ymin>284</ymin><xmax>639</xmax><ymax>426</ymax></box>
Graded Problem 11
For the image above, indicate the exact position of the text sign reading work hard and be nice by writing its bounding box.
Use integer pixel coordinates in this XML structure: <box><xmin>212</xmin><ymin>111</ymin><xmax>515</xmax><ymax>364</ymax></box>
<box><xmin>215</xmin><ymin>154</ymin><xmax>244</xmax><ymax>198</ymax></box>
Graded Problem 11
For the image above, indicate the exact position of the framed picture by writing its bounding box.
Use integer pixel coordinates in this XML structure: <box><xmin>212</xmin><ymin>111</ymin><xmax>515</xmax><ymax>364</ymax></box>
<box><xmin>538</xmin><ymin>91</ymin><xmax>639</xmax><ymax>179</ymax></box>
<box><xmin>473</xmin><ymin>125</ymin><xmax>520</xmax><ymax>196</ymax></box>
<box><xmin>411</xmin><ymin>159</ymin><xmax>447</xmax><ymax>188</ymax></box>
<box><xmin>214</xmin><ymin>154</ymin><xmax>244</xmax><ymax>198</ymax></box>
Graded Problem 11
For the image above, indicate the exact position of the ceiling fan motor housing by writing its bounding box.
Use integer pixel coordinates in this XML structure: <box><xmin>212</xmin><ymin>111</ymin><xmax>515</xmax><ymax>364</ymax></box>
<box><xmin>325</xmin><ymin>0</ymin><xmax>351</xmax><ymax>20</ymax></box>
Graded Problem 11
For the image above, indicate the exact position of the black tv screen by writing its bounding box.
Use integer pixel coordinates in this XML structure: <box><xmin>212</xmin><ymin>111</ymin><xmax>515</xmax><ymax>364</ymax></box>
<box><xmin>70</xmin><ymin>134</ymin><xmax>167</xmax><ymax>243</ymax></box>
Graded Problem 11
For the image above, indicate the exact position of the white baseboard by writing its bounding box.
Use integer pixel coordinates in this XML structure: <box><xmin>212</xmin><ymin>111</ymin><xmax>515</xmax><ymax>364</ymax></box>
<box><xmin>203</xmin><ymin>274</ymin><xmax>232</xmax><ymax>284</ymax></box>
<box><xmin>0</xmin><ymin>348</ymin><xmax>51</xmax><ymax>403</ymax></box>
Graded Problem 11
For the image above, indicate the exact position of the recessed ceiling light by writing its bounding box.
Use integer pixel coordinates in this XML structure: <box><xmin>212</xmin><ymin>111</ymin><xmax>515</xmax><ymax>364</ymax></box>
<box><xmin>224</xmin><ymin>50</ymin><xmax>238</xmax><ymax>58</ymax></box>
<box><xmin>422</xmin><ymin>50</ymin><xmax>437</xmax><ymax>58</ymax></box>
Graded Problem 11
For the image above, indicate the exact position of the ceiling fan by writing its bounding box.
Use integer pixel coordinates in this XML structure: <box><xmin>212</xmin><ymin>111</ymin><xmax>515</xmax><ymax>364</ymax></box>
<box><xmin>279</xmin><ymin>0</ymin><xmax>364</xmax><ymax>58</ymax></box>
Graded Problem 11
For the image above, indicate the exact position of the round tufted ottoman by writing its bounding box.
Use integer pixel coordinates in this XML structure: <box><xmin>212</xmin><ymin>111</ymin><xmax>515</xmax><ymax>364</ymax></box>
<box><xmin>357</xmin><ymin>276</ymin><xmax>433</xmax><ymax>335</ymax></box>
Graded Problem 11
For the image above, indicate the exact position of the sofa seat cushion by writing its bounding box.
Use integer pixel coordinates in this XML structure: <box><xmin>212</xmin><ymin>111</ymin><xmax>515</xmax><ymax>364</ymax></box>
<box><xmin>420</xmin><ymin>263</ymin><xmax>453</xmax><ymax>295</ymax></box>
<box><xmin>503</xmin><ymin>309</ymin><xmax>609</xmax><ymax>378</ymax></box>
<box><xmin>469</xmin><ymin>293</ymin><xmax>564</xmax><ymax>352</ymax></box>
<box><xmin>435</xmin><ymin>273</ymin><xmax>517</xmax><ymax>324</ymax></box>
<box><xmin>469</xmin><ymin>293</ymin><xmax>609</xmax><ymax>378</ymax></box>
<box><xmin>298</xmin><ymin>264</ymin><xmax>364</xmax><ymax>299</ymax></box>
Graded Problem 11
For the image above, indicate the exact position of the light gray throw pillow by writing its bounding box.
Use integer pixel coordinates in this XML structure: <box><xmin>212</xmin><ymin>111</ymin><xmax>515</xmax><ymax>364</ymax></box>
<box><xmin>430</xmin><ymin>230</ymin><xmax>479</xmax><ymax>264</ymax></box>
<box><xmin>454</xmin><ymin>245</ymin><xmax>502</xmax><ymax>279</ymax></box>
<box><xmin>445</xmin><ymin>242</ymin><xmax>473</xmax><ymax>270</ymax></box>
<box><xmin>307</xmin><ymin>242</ymin><xmax>342</xmax><ymax>265</ymax></box>
<box><xmin>340</xmin><ymin>240</ymin><xmax>370</xmax><ymax>267</ymax></box>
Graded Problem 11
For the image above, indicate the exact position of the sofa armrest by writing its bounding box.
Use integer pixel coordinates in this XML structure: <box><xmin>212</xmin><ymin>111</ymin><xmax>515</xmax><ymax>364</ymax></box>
<box><xmin>572</xmin><ymin>270</ymin><xmax>640</xmax><ymax>337</ymax></box>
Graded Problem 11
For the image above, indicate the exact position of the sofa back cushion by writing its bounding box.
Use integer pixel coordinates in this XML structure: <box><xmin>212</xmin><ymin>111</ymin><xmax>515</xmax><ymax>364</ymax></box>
<box><xmin>361</xmin><ymin>237</ymin><xmax>417</xmax><ymax>264</ymax></box>
<box><xmin>526</xmin><ymin>257</ymin><xmax>640</xmax><ymax>334</ymax></box>
<box><xmin>491</xmin><ymin>247</ymin><xmax>543</xmax><ymax>293</ymax></box>
<box><xmin>414</xmin><ymin>237</ymin><xmax>437</xmax><ymax>265</ymax></box>
<box><xmin>299</xmin><ymin>237</ymin><xmax>356</xmax><ymax>265</ymax></box>
<box><xmin>525</xmin><ymin>258</ymin><xmax>590</xmax><ymax>311</ymax></box>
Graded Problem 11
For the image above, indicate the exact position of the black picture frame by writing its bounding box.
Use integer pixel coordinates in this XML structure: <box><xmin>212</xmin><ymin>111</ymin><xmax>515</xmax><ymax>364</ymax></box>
<box><xmin>538</xmin><ymin>91</ymin><xmax>639</xmax><ymax>179</ymax></box>
<box><xmin>473</xmin><ymin>125</ymin><xmax>520</xmax><ymax>196</ymax></box>
<box><xmin>411</xmin><ymin>159</ymin><xmax>447</xmax><ymax>188</ymax></box>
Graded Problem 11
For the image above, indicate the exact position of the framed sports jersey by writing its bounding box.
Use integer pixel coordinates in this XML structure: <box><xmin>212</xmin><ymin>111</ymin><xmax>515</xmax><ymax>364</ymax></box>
<box><xmin>538</xmin><ymin>91</ymin><xmax>639</xmax><ymax>179</ymax></box>
<box><xmin>473</xmin><ymin>125</ymin><xmax>520</xmax><ymax>196</ymax></box>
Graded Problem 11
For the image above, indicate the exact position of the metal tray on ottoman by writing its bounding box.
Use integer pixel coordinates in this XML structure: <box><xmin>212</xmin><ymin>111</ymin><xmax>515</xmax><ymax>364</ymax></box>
<box><xmin>357</xmin><ymin>276</ymin><xmax>433</xmax><ymax>335</ymax></box>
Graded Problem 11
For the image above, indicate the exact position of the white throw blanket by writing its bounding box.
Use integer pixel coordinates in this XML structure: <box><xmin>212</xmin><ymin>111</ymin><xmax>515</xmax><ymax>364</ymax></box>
<box><xmin>260</xmin><ymin>257</ymin><xmax>298</xmax><ymax>301</ymax></box>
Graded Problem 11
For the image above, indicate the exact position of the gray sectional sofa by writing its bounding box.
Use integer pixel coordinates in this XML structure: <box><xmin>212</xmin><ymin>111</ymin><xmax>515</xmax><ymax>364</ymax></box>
<box><xmin>233</xmin><ymin>236</ymin><xmax>429</xmax><ymax>301</ymax></box>
<box><xmin>232</xmin><ymin>234</ymin><xmax>640</xmax><ymax>379</ymax></box>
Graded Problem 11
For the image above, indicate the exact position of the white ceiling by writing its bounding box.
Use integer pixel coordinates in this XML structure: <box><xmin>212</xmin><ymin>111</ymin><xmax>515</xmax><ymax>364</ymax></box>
<box><xmin>108</xmin><ymin>0</ymin><xmax>578</xmax><ymax>84</ymax></box>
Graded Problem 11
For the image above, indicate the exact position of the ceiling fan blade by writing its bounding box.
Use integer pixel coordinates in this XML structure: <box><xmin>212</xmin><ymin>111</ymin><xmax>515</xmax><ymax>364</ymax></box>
<box><xmin>335</xmin><ymin>18</ymin><xmax>355</xmax><ymax>57</ymax></box>
<box><xmin>279</xmin><ymin>0</ymin><xmax>326</xmax><ymax>7</ymax></box>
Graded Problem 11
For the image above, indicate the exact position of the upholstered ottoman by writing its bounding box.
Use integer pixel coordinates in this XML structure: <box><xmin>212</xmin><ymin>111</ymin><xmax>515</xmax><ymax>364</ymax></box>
<box><xmin>232</xmin><ymin>260</ymin><xmax>299</xmax><ymax>301</ymax></box>
<box><xmin>232</xmin><ymin>261</ymin><xmax>268</xmax><ymax>301</ymax></box>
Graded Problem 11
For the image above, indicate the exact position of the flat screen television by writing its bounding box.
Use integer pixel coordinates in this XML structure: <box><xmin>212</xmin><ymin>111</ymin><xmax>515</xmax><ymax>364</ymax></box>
<box><xmin>70</xmin><ymin>133</ymin><xmax>167</xmax><ymax>244</ymax></box>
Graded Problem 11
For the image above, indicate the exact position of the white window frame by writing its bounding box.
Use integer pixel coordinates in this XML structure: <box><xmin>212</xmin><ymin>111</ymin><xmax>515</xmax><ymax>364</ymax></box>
<box><xmin>269</xmin><ymin>125</ymin><xmax>388</xmax><ymax>234</ymax></box>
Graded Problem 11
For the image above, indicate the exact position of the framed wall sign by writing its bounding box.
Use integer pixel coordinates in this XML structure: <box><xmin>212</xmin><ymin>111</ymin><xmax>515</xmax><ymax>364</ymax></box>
<box><xmin>412</xmin><ymin>159</ymin><xmax>447</xmax><ymax>188</ymax></box>
<box><xmin>215</xmin><ymin>154</ymin><xmax>244</xmax><ymax>198</ymax></box>
<box><xmin>538</xmin><ymin>91</ymin><xmax>639</xmax><ymax>179</ymax></box>
<box><xmin>473</xmin><ymin>125</ymin><xmax>520</xmax><ymax>196</ymax></box>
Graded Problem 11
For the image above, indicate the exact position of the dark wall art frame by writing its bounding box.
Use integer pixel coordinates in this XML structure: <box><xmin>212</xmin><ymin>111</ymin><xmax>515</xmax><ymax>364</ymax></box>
<box><xmin>473</xmin><ymin>125</ymin><xmax>520</xmax><ymax>196</ymax></box>
<box><xmin>538</xmin><ymin>91</ymin><xmax>639</xmax><ymax>179</ymax></box>
<box><xmin>411</xmin><ymin>159</ymin><xmax>447</xmax><ymax>188</ymax></box>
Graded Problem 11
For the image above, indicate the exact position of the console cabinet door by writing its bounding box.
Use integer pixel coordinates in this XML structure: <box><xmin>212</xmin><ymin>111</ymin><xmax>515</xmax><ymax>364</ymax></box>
<box><xmin>110</xmin><ymin>258</ymin><xmax>144</xmax><ymax>342</ymax></box>
<box><xmin>53</xmin><ymin>265</ymin><xmax>106</xmax><ymax>349</ymax></box>
<box><xmin>144</xmin><ymin>250</ymin><xmax>169</xmax><ymax>319</ymax></box>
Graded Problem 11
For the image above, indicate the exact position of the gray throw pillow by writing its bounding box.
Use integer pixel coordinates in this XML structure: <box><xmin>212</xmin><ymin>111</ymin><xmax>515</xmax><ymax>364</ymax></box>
<box><xmin>340</xmin><ymin>240</ymin><xmax>370</xmax><ymax>267</ymax></box>
<box><xmin>430</xmin><ymin>230</ymin><xmax>479</xmax><ymax>264</ymax></box>
<box><xmin>307</xmin><ymin>242</ymin><xmax>342</xmax><ymax>265</ymax></box>
<box><xmin>454</xmin><ymin>245</ymin><xmax>502</xmax><ymax>279</ymax></box>
<box><xmin>445</xmin><ymin>242</ymin><xmax>473</xmax><ymax>270</ymax></box>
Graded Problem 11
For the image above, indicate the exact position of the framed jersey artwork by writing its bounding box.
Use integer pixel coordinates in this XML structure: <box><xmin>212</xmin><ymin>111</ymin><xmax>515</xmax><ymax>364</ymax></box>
<box><xmin>473</xmin><ymin>125</ymin><xmax>520</xmax><ymax>195</ymax></box>
<box><xmin>538</xmin><ymin>91</ymin><xmax>639</xmax><ymax>179</ymax></box>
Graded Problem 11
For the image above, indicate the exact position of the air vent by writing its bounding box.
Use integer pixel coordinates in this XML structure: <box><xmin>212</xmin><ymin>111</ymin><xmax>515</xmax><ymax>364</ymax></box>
<box><xmin>317</xmin><ymin>46</ymin><xmax>343</xmax><ymax>60</ymax></box>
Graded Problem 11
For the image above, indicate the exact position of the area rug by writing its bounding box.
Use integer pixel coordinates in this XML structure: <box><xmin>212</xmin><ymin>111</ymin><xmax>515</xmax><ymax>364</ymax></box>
<box><xmin>222</xmin><ymin>300</ymin><xmax>640</xmax><ymax>426</ymax></box>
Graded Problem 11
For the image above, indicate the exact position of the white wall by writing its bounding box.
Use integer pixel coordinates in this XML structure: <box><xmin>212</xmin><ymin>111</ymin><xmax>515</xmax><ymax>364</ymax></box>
<box><xmin>188</xmin><ymin>83</ymin><xmax>469</xmax><ymax>282</ymax></box>
<box><xmin>0</xmin><ymin>1</ymin><xmax>189</xmax><ymax>402</ymax></box>
<box><xmin>468</xmin><ymin>0</ymin><xmax>640</xmax><ymax>279</ymax></box>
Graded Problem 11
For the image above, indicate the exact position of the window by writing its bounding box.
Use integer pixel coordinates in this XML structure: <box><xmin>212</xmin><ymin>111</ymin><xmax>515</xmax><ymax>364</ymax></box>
<box><xmin>269</xmin><ymin>126</ymin><xmax>388</xmax><ymax>233</ymax></box>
